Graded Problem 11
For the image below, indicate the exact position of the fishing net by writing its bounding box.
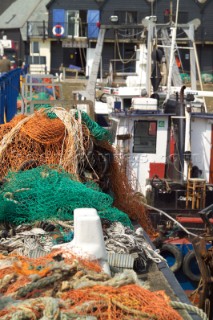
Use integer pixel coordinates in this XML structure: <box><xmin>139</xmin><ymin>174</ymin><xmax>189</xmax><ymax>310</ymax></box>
<box><xmin>0</xmin><ymin>109</ymin><xmax>108</xmax><ymax>180</ymax></box>
<box><xmin>61</xmin><ymin>285</ymin><xmax>183</xmax><ymax>320</ymax></box>
<box><xmin>94</xmin><ymin>140</ymin><xmax>156</xmax><ymax>237</ymax></box>
<box><xmin>0</xmin><ymin>165</ymin><xmax>132</xmax><ymax>228</ymax></box>
<box><xmin>180</xmin><ymin>73</ymin><xmax>190</xmax><ymax>84</ymax></box>
<box><xmin>0</xmin><ymin>251</ymin><xmax>183</xmax><ymax>320</ymax></box>
<box><xmin>201</xmin><ymin>73</ymin><xmax>213</xmax><ymax>83</ymax></box>
<box><xmin>0</xmin><ymin>107</ymin><xmax>155</xmax><ymax>234</ymax></box>
<box><xmin>77</xmin><ymin>111</ymin><xmax>112</xmax><ymax>142</ymax></box>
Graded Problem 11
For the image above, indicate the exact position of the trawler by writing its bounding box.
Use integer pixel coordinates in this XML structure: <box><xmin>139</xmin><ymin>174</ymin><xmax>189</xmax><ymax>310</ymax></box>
<box><xmin>75</xmin><ymin>4</ymin><xmax>213</xmax><ymax>317</ymax></box>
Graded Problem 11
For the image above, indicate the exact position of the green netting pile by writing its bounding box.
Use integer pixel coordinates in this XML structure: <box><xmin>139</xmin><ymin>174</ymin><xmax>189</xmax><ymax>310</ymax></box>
<box><xmin>180</xmin><ymin>73</ymin><xmax>190</xmax><ymax>83</ymax></box>
<box><xmin>76</xmin><ymin>111</ymin><xmax>112</xmax><ymax>142</ymax></box>
<box><xmin>0</xmin><ymin>166</ymin><xmax>132</xmax><ymax>228</ymax></box>
<box><xmin>201</xmin><ymin>73</ymin><xmax>213</xmax><ymax>83</ymax></box>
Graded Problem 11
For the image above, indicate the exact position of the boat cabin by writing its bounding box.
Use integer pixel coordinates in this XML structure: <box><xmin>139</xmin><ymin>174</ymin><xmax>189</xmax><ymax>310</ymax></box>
<box><xmin>108</xmin><ymin>94</ymin><xmax>213</xmax><ymax>211</ymax></box>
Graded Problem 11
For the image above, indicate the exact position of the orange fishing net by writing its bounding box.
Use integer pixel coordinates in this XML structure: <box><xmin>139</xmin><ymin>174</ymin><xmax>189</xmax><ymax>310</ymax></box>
<box><xmin>0</xmin><ymin>250</ymin><xmax>101</xmax><ymax>297</ymax></box>
<box><xmin>95</xmin><ymin>140</ymin><xmax>156</xmax><ymax>237</ymax></box>
<box><xmin>61</xmin><ymin>284</ymin><xmax>183</xmax><ymax>320</ymax></box>
<box><xmin>0</xmin><ymin>111</ymin><xmax>90</xmax><ymax>180</ymax></box>
<box><xmin>0</xmin><ymin>251</ymin><xmax>182</xmax><ymax>320</ymax></box>
<box><xmin>21</xmin><ymin>112</ymin><xmax>65</xmax><ymax>144</ymax></box>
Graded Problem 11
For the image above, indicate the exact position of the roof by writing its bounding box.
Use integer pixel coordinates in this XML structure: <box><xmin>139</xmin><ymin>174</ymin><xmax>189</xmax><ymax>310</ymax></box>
<box><xmin>0</xmin><ymin>0</ymin><xmax>50</xmax><ymax>41</ymax></box>
<box><xmin>191</xmin><ymin>112</ymin><xmax>213</xmax><ymax>119</ymax></box>
<box><xmin>0</xmin><ymin>0</ymin><xmax>17</xmax><ymax>16</ymax></box>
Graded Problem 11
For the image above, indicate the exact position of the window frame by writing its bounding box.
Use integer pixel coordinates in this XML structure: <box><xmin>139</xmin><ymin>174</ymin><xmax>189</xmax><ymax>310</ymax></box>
<box><xmin>133</xmin><ymin>120</ymin><xmax>157</xmax><ymax>154</ymax></box>
<box><xmin>32</xmin><ymin>41</ymin><xmax>39</xmax><ymax>54</ymax></box>
<box><xmin>67</xmin><ymin>10</ymin><xmax>80</xmax><ymax>37</ymax></box>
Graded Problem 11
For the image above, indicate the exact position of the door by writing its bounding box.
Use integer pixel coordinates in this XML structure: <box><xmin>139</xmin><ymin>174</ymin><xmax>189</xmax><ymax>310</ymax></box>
<box><xmin>63</xmin><ymin>48</ymin><xmax>77</xmax><ymax>67</ymax></box>
<box><xmin>50</xmin><ymin>41</ymin><xmax>63</xmax><ymax>74</ymax></box>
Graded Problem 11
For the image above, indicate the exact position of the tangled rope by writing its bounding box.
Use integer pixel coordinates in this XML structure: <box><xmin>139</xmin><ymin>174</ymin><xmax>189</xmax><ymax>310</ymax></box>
<box><xmin>104</xmin><ymin>222</ymin><xmax>164</xmax><ymax>265</ymax></box>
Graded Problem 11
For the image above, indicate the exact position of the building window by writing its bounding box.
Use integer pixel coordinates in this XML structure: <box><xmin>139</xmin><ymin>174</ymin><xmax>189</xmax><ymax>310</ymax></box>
<box><xmin>114</xmin><ymin>11</ymin><xmax>137</xmax><ymax>36</ymax></box>
<box><xmin>133</xmin><ymin>120</ymin><xmax>157</xmax><ymax>153</ymax></box>
<box><xmin>178</xmin><ymin>11</ymin><xmax>188</xmax><ymax>24</ymax></box>
<box><xmin>164</xmin><ymin>10</ymin><xmax>188</xmax><ymax>24</ymax></box>
<box><xmin>67</xmin><ymin>10</ymin><xmax>79</xmax><ymax>37</ymax></box>
<box><xmin>114</xmin><ymin>11</ymin><xmax>137</xmax><ymax>24</ymax></box>
<box><xmin>32</xmin><ymin>42</ymin><xmax>39</xmax><ymax>54</ymax></box>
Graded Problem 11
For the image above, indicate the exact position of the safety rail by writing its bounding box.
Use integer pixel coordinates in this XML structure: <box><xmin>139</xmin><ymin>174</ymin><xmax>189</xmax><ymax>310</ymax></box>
<box><xmin>0</xmin><ymin>68</ymin><xmax>22</xmax><ymax>124</ymax></box>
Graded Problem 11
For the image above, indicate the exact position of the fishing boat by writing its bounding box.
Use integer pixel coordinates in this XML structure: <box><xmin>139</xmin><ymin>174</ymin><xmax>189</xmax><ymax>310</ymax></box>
<box><xmin>80</xmin><ymin>7</ymin><xmax>213</xmax><ymax>223</ymax></box>
<box><xmin>74</xmin><ymin>2</ymin><xmax>213</xmax><ymax>316</ymax></box>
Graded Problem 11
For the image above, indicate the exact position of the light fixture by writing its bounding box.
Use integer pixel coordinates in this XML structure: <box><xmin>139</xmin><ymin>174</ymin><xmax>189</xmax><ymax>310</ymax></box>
<box><xmin>110</xmin><ymin>16</ymin><xmax>118</xmax><ymax>23</ymax></box>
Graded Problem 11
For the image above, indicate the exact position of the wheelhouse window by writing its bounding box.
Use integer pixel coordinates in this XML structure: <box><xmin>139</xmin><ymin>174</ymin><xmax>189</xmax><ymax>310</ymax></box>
<box><xmin>133</xmin><ymin>120</ymin><xmax>157</xmax><ymax>153</ymax></box>
<box><xmin>67</xmin><ymin>10</ymin><xmax>79</xmax><ymax>37</ymax></box>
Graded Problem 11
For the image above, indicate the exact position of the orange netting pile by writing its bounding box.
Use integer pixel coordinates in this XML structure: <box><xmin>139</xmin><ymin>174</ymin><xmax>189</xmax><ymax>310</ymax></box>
<box><xmin>0</xmin><ymin>251</ymin><xmax>182</xmax><ymax>320</ymax></box>
<box><xmin>60</xmin><ymin>285</ymin><xmax>183</xmax><ymax>320</ymax></box>
<box><xmin>96</xmin><ymin>140</ymin><xmax>156</xmax><ymax>236</ymax></box>
<box><xmin>0</xmin><ymin>111</ymin><xmax>90</xmax><ymax>180</ymax></box>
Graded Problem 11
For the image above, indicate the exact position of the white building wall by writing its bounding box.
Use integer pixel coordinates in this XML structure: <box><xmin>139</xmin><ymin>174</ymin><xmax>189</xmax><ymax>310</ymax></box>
<box><xmin>30</xmin><ymin>40</ymin><xmax>51</xmax><ymax>74</ymax></box>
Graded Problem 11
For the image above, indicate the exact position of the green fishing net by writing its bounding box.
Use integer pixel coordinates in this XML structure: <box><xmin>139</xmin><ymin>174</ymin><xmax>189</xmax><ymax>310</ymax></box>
<box><xmin>78</xmin><ymin>111</ymin><xmax>112</xmax><ymax>143</ymax></box>
<box><xmin>47</xmin><ymin>109</ymin><xmax>112</xmax><ymax>141</ymax></box>
<box><xmin>0</xmin><ymin>166</ymin><xmax>132</xmax><ymax>228</ymax></box>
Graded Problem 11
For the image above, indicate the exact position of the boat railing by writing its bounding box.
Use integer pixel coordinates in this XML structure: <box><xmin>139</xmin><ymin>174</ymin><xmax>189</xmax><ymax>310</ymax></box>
<box><xmin>0</xmin><ymin>68</ymin><xmax>22</xmax><ymax>124</ymax></box>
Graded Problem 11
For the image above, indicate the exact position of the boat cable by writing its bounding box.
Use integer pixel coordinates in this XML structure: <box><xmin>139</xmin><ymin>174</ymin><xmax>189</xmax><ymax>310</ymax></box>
<box><xmin>170</xmin><ymin>300</ymin><xmax>208</xmax><ymax>320</ymax></box>
<box><xmin>117</xmin><ymin>29</ymin><xmax>144</xmax><ymax>38</ymax></box>
<box><xmin>143</xmin><ymin>203</ymin><xmax>202</xmax><ymax>239</ymax></box>
<box><xmin>115</xmin><ymin>31</ymin><xmax>136</xmax><ymax>64</ymax></box>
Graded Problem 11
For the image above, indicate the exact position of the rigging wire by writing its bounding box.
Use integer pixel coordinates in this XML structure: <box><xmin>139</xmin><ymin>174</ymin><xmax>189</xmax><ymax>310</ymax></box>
<box><xmin>115</xmin><ymin>30</ymin><xmax>136</xmax><ymax>65</ymax></box>
<box><xmin>143</xmin><ymin>202</ymin><xmax>202</xmax><ymax>239</ymax></box>
<box><xmin>117</xmin><ymin>29</ymin><xmax>144</xmax><ymax>38</ymax></box>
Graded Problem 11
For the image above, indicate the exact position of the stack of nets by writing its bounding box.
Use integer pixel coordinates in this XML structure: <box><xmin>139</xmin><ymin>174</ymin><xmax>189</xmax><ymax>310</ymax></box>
<box><xmin>0</xmin><ymin>250</ymin><xmax>183</xmax><ymax>320</ymax></box>
<box><xmin>0</xmin><ymin>107</ymin><xmax>155</xmax><ymax>236</ymax></box>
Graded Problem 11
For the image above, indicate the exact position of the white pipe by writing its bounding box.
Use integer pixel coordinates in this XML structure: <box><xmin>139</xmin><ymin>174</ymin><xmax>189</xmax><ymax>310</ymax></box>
<box><xmin>169</xmin><ymin>88</ymin><xmax>213</xmax><ymax>98</ymax></box>
<box><xmin>192</xmin><ymin>41</ymin><xmax>207</xmax><ymax>112</ymax></box>
<box><xmin>184</xmin><ymin>106</ymin><xmax>191</xmax><ymax>180</ymax></box>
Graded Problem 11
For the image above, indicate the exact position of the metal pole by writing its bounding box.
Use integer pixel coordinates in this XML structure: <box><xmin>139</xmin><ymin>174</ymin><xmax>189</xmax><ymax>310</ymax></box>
<box><xmin>170</xmin><ymin>0</ymin><xmax>173</xmax><ymax>24</ymax></box>
<box><xmin>166</xmin><ymin>0</ymin><xmax>180</xmax><ymax>100</ymax></box>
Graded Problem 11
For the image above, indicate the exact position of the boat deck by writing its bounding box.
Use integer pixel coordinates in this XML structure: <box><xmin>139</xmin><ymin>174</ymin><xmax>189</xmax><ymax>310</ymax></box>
<box><xmin>142</xmin><ymin>231</ymin><xmax>203</xmax><ymax>320</ymax></box>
